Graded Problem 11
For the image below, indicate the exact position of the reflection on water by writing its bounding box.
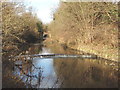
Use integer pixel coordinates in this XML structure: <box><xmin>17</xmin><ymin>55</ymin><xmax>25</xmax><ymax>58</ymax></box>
<box><xmin>54</xmin><ymin>58</ymin><xmax>118</xmax><ymax>88</ymax></box>
<box><xmin>13</xmin><ymin>43</ymin><xmax>118</xmax><ymax>88</ymax></box>
<box><xmin>33</xmin><ymin>58</ymin><xmax>57</xmax><ymax>88</ymax></box>
<box><xmin>14</xmin><ymin>47</ymin><xmax>59</xmax><ymax>88</ymax></box>
<box><xmin>32</xmin><ymin>47</ymin><xmax>58</xmax><ymax>88</ymax></box>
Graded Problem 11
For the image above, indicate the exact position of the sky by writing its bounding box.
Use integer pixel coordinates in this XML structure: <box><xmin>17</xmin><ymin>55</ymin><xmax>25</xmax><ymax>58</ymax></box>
<box><xmin>24</xmin><ymin>0</ymin><xmax>60</xmax><ymax>24</ymax></box>
<box><xmin>24</xmin><ymin>0</ymin><xmax>119</xmax><ymax>24</ymax></box>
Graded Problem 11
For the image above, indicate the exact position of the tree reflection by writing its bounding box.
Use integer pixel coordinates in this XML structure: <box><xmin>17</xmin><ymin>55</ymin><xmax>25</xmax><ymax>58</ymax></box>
<box><xmin>14</xmin><ymin>57</ymin><xmax>43</xmax><ymax>88</ymax></box>
<box><xmin>13</xmin><ymin>56</ymin><xmax>62</xmax><ymax>88</ymax></box>
<box><xmin>54</xmin><ymin>58</ymin><xmax>118</xmax><ymax>88</ymax></box>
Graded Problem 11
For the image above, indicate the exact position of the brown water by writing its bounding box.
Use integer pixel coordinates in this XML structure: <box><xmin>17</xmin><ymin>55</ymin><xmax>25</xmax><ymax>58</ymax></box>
<box><xmin>10</xmin><ymin>43</ymin><xmax>118</xmax><ymax>88</ymax></box>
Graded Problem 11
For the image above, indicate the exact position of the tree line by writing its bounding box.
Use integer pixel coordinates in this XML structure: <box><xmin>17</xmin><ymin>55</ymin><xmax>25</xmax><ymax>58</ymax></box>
<box><xmin>2</xmin><ymin>1</ymin><xmax>44</xmax><ymax>55</ymax></box>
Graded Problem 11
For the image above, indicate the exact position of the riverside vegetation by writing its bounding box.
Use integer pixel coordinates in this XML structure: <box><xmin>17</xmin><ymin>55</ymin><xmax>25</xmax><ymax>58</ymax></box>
<box><xmin>2</xmin><ymin>1</ymin><xmax>45</xmax><ymax>56</ymax></box>
<box><xmin>47</xmin><ymin>2</ymin><xmax>119</xmax><ymax>61</ymax></box>
<box><xmin>2</xmin><ymin>1</ymin><xmax>46</xmax><ymax>87</ymax></box>
<box><xmin>1</xmin><ymin>1</ymin><xmax>119</xmax><ymax>88</ymax></box>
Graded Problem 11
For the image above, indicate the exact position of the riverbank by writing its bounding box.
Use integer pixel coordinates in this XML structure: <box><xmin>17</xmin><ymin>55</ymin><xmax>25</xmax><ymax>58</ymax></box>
<box><xmin>67</xmin><ymin>43</ymin><xmax>118</xmax><ymax>62</ymax></box>
<box><xmin>44</xmin><ymin>38</ymin><xmax>118</xmax><ymax>62</ymax></box>
<box><xmin>47</xmin><ymin>2</ymin><xmax>118</xmax><ymax>62</ymax></box>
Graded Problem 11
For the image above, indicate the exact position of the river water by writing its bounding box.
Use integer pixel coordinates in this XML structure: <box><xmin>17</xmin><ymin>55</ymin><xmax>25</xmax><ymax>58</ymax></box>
<box><xmin>12</xmin><ymin>43</ymin><xmax>118</xmax><ymax>88</ymax></box>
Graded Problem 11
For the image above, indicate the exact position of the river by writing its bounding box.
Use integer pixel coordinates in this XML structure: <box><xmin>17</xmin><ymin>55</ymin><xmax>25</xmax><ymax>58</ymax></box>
<box><xmin>9</xmin><ymin>43</ymin><xmax>118</xmax><ymax>88</ymax></box>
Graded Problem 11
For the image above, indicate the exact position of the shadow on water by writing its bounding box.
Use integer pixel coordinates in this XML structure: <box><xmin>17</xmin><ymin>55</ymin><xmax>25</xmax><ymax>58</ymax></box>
<box><xmin>3</xmin><ymin>43</ymin><xmax>119</xmax><ymax>88</ymax></box>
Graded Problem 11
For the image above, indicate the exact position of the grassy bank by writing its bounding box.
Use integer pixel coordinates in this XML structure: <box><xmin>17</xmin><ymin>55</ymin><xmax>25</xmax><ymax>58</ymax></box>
<box><xmin>48</xmin><ymin>2</ymin><xmax>119</xmax><ymax>62</ymax></box>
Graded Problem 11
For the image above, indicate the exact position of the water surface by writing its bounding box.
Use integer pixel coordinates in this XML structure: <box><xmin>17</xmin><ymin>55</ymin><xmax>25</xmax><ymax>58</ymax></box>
<box><xmin>13</xmin><ymin>43</ymin><xmax>118</xmax><ymax>88</ymax></box>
